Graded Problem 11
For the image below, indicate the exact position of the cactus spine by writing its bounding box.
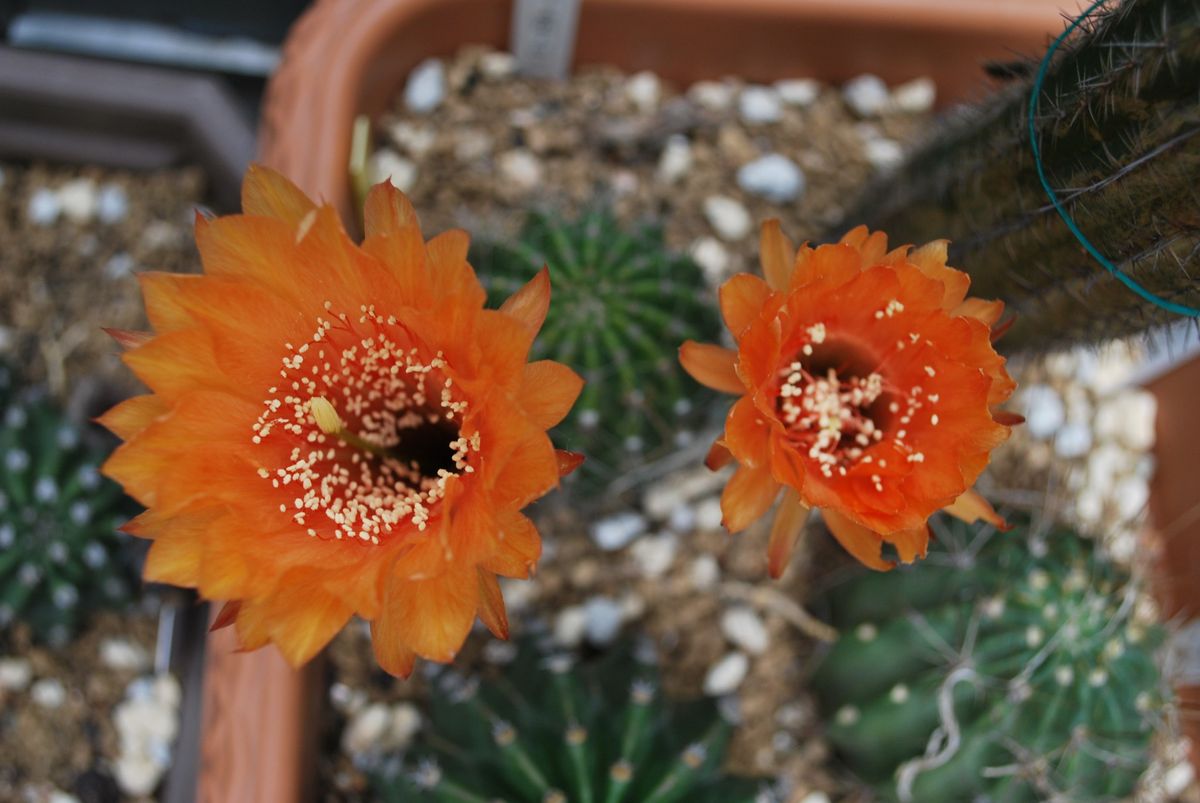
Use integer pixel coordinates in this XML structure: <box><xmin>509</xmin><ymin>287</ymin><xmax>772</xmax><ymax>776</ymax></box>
<box><xmin>372</xmin><ymin>640</ymin><xmax>767</xmax><ymax>802</ymax></box>
<box><xmin>844</xmin><ymin>0</ymin><xmax>1200</xmax><ymax>350</ymax></box>
<box><xmin>0</xmin><ymin>365</ymin><xmax>138</xmax><ymax>644</ymax></box>
<box><xmin>472</xmin><ymin>210</ymin><xmax>722</xmax><ymax>490</ymax></box>
<box><xmin>811</xmin><ymin>514</ymin><xmax>1166</xmax><ymax>802</ymax></box>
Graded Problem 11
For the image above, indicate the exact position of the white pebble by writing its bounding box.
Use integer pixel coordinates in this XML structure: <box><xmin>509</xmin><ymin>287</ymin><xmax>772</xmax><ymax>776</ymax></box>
<box><xmin>31</xmin><ymin>678</ymin><xmax>66</xmax><ymax>708</ymax></box>
<box><xmin>97</xmin><ymin>183</ymin><xmax>129</xmax><ymax>223</ymax></box>
<box><xmin>891</xmin><ymin>77</ymin><xmax>936</xmax><ymax>113</ymax></box>
<box><xmin>688</xmin><ymin>81</ymin><xmax>735</xmax><ymax>111</ymax></box>
<box><xmin>864</xmin><ymin>138</ymin><xmax>905</xmax><ymax>172</ymax></box>
<box><xmin>28</xmin><ymin>188</ymin><xmax>61</xmax><ymax>225</ymax></box>
<box><xmin>696</xmin><ymin>496</ymin><xmax>723</xmax><ymax>530</ymax></box>
<box><xmin>104</xmin><ymin>252</ymin><xmax>135</xmax><ymax>280</ymax></box>
<box><xmin>626</xmin><ymin>71</ymin><xmax>661</xmax><ymax>113</ymax></box>
<box><xmin>1053</xmin><ymin>422</ymin><xmax>1092</xmax><ymax>458</ymax></box>
<box><xmin>1114</xmin><ymin>476</ymin><xmax>1149</xmax><ymax>520</ymax></box>
<box><xmin>629</xmin><ymin>532</ymin><xmax>678</xmax><ymax>578</ymax></box>
<box><xmin>721</xmin><ymin>606</ymin><xmax>770</xmax><ymax>655</ymax></box>
<box><xmin>738</xmin><ymin>85</ymin><xmax>783</xmax><ymax>124</ymax></box>
<box><xmin>690</xmin><ymin>554</ymin><xmax>721</xmax><ymax>590</ymax></box>
<box><xmin>704</xmin><ymin>195</ymin><xmax>752</xmax><ymax>241</ymax></box>
<box><xmin>48</xmin><ymin>791</ymin><xmax>80</xmax><ymax>803</ymax></box>
<box><xmin>590</xmin><ymin>511</ymin><xmax>648</xmax><ymax>550</ymax></box>
<box><xmin>553</xmin><ymin>605</ymin><xmax>587</xmax><ymax>648</ymax></box>
<box><xmin>101</xmin><ymin>638</ymin><xmax>151</xmax><ymax>672</ymax></box>
<box><xmin>0</xmin><ymin>657</ymin><xmax>32</xmax><ymax>691</ymax></box>
<box><xmin>389</xmin><ymin>121</ymin><xmax>436</xmax><ymax>158</ymax></box>
<box><xmin>583</xmin><ymin>596</ymin><xmax>624</xmax><ymax>646</ymax></box>
<box><xmin>656</xmin><ymin>135</ymin><xmax>693</xmax><ymax>184</ymax></box>
<box><xmin>58</xmin><ymin>178</ymin><xmax>98</xmax><ymax>223</ymax></box>
<box><xmin>1165</xmin><ymin>760</ymin><xmax>1197</xmax><ymax>796</ymax></box>
<box><xmin>404</xmin><ymin>58</ymin><xmax>446</xmax><ymax>113</ymax></box>
<box><xmin>497</xmin><ymin>149</ymin><xmax>543</xmax><ymax>192</ymax></box>
<box><xmin>341</xmin><ymin>703</ymin><xmax>389</xmax><ymax>755</ymax></box>
<box><xmin>609</xmin><ymin>169</ymin><xmax>639</xmax><ymax>197</ymax></box>
<box><xmin>1113</xmin><ymin>392</ymin><xmax>1156</xmax><ymax>451</ymax></box>
<box><xmin>691</xmin><ymin>237</ymin><xmax>731</xmax><ymax>285</ymax></box>
<box><xmin>1022</xmin><ymin>384</ymin><xmax>1066</xmax><ymax>439</ymax></box>
<box><xmin>703</xmin><ymin>652</ymin><xmax>749</xmax><ymax>696</ymax></box>
<box><xmin>775</xmin><ymin>78</ymin><xmax>820</xmax><ymax>107</ymax></box>
<box><xmin>479</xmin><ymin>50</ymin><xmax>516</xmax><ymax>80</ymax></box>
<box><xmin>801</xmin><ymin>794</ymin><xmax>832</xmax><ymax>803</ymax></box>
<box><xmin>736</xmin><ymin>154</ymin><xmax>805</xmax><ymax>203</ymax></box>
<box><xmin>114</xmin><ymin>753</ymin><xmax>161</xmax><ymax>797</ymax></box>
<box><xmin>842</xmin><ymin>74</ymin><xmax>890</xmax><ymax>117</ymax></box>
<box><xmin>368</xmin><ymin>148</ymin><xmax>418</xmax><ymax>193</ymax></box>
<box><xmin>667</xmin><ymin>503</ymin><xmax>696</xmax><ymax>534</ymax></box>
<box><xmin>389</xmin><ymin>703</ymin><xmax>422</xmax><ymax>750</ymax></box>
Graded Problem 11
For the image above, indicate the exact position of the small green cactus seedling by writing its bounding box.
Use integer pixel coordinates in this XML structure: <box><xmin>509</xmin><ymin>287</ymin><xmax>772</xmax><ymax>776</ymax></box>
<box><xmin>372</xmin><ymin>640</ymin><xmax>769</xmax><ymax>802</ymax></box>
<box><xmin>0</xmin><ymin>366</ymin><xmax>139</xmax><ymax>644</ymax></box>
<box><xmin>811</xmin><ymin>514</ymin><xmax>1166</xmax><ymax>802</ymax></box>
<box><xmin>473</xmin><ymin>210</ymin><xmax>723</xmax><ymax>490</ymax></box>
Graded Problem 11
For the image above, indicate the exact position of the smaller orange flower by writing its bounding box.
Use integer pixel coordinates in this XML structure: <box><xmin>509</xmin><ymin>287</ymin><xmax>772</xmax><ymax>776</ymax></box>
<box><xmin>680</xmin><ymin>222</ymin><xmax>1021</xmax><ymax>573</ymax></box>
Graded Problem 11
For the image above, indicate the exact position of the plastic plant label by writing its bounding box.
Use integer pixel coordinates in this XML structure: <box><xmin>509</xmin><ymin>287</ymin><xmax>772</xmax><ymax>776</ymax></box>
<box><xmin>511</xmin><ymin>0</ymin><xmax>581</xmax><ymax>80</ymax></box>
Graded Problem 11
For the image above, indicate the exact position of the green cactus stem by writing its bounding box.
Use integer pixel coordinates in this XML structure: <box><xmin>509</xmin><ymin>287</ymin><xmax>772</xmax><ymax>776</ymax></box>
<box><xmin>843</xmin><ymin>0</ymin><xmax>1200</xmax><ymax>350</ymax></box>
<box><xmin>372</xmin><ymin>639</ymin><xmax>769</xmax><ymax>802</ymax></box>
<box><xmin>0</xmin><ymin>365</ymin><xmax>139</xmax><ymax>645</ymax></box>
<box><xmin>472</xmin><ymin>210</ymin><xmax>723</xmax><ymax>491</ymax></box>
<box><xmin>811</xmin><ymin>513</ymin><xmax>1167</xmax><ymax>802</ymax></box>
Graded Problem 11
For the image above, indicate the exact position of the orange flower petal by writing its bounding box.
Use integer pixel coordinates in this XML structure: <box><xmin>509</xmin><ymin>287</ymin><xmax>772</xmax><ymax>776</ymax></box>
<box><xmin>377</xmin><ymin>566</ymin><xmax>479</xmax><ymax>663</ymax></box>
<box><xmin>103</xmin><ymin>328</ymin><xmax>151</xmax><ymax>351</ymax></box>
<box><xmin>719</xmin><ymin>273</ymin><xmax>772</xmax><ymax>337</ymax></box>
<box><xmin>241</xmin><ymin>164</ymin><xmax>315</xmax><ymax>225</ymax></box>
<box><xmin>481</xmin><ymin>511</ymin><xmax>542</xmax><ymax>579</ymax></box>
<box><xmin>428</xmin><ymin>229</ymin><xmax>485</xmax><ymax>307</ymax></box>
<box><xmin>556</xmin><ymin>449</ymin><xmax>585</xmax><ymax>478</ymax></box>
<box><xmin>370</xmin><ymin>619</ymin><xmax>417</xmax><ymax>679</ymax></box>
<box><xmin>942</xmin><ymin>489</ymin><xmax>1011</xmax><ymax>531</ymax></box>
<box><xmin>725</xmin><ymin>395</ymin><xmax>770</xmax><ymax>467</ymax></box>
<box><xmin>679</xmin><ymin>341</ymin><xmax>742</xmax><ymax>394</ymax></box>
<box><xmin>519</xmin><ymin>360</ymin><xmax>584</xmax><ymax>430</ymax></box>
<box><xmin>822</xmin><ymin>510</ymin><xmax>895</xmax><ymax>572</ymax></box>
<box><xmin>885</xmin><ymin>524</ymin><xmax>931</xmax><ymax>564</ymax></box>
<box><xmin>476</xmin><ymin>570</ymin><xmax>509</xmax><ymax>640</ymax></box>
<box><xmin>499</xmin><ymin>266</ymin><xmax>551</xmax><ymax>336</ymax></box>
<box><xmin>721</xmin><ymin>463</ymin><xmax>781</xmax><ymax>533</ymax></box>
<box><xmin>994</xmin><ymin>411</ymin><xmax>1026</xmax><ymax>426</ymax></box>
<box><xmin>210</xmin><ymin>600</ymin><xmax>240</xmax><ymax>632</ymax></box>
<box><xmin>363</xmin><ymin>178</ymin><xmax>419</xmax><ymax>237</ymax></box>
<box><xmin>954</xmin><ymin>297</ymin><xmax>1005</xmax><ymax>328</ymax></box>
<box><xmin>909</xmin><ymin>239</ymin><xmax>969</xmax><ymax>310</ymax></box>
<box><xmin>261</xmin><ymin>572</ymin><xmax>354</xmax><ymax>666</ymax></box>
<box><xmin>760</xmin><ymin>220</ymin><xmax>796</xmax><ymax>290</ymax></box>
<box><xmin>767</xmin><ymin>489</ymin><xmax>809</xmax><ymax>579</ymax></box>
<box><xmin>96</xmin><ymin>394</ymin><xmax>168</xmax><ymax>441</ymax></box>
<box><xmin>705</xmin><ymin>440</ymin><xmax>734</xmax><ymax>471</ymax></box>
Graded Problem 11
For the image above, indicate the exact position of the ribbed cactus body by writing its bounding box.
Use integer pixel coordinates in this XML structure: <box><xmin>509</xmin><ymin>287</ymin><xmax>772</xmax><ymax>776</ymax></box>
<box><xmin>472</xmin><ymin>210</ymin><xmax>722</xmax><ymax>490</ymax></box>
<box><xmin>373</xmin><ymin>641</ymin><xmax>766</xmax><ymax>802</ymax></box>
<box><xmin>845</xmin><ymin>0</ymin><xmax>1200</xmax><ymax>350</ymax></box>
<box><xmin>811</xmin><ymin>515</ymin><xmax>1165</xmax><ymax>802</ymax></box>
<box><xmin>0</xmin><ymin>366</ymin><xmax>138</xmax><ymax>644</ymax></box>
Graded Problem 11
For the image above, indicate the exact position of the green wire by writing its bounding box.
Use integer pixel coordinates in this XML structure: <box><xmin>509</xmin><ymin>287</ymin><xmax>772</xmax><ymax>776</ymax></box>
<box><xmin>1028</xmin><ymin>0</ymin><xmax>1199</xmax><ymax>317</ymax></box>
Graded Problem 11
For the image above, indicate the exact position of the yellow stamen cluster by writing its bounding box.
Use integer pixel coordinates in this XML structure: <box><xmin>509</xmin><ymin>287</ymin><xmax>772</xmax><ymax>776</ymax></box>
<box><xmin>250</xmin><ymin>305</ymin><xmax>481</xmax><ymax>545</ymax></box>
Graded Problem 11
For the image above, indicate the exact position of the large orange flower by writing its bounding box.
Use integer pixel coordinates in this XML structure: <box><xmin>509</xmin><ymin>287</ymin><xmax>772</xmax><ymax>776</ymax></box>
<box><xmin>680</xmin><ymin>223</ymin><xmax>1020</xmax><ymax>574</ymax></box>
<box><xmin>99</xmin><ymin>166</ymin><xmax>583</xmax><ymax>676</ymax></box>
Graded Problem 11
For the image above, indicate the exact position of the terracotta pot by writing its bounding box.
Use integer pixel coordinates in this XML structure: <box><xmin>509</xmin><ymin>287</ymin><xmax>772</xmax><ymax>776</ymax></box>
<box><xmin>260</xmin><ymin>0</ymin><xmax>1071</xmax><ymax>227</ymax></box>
<box><xmin>1145</xmin><ymin>354</ymin><xmax>1200</xmax><ymax>770</ymax></box>
<box><xmin>204</xmin><ymin>1</ymin><xmax>1072</xmax><ymax>800</ymax></box>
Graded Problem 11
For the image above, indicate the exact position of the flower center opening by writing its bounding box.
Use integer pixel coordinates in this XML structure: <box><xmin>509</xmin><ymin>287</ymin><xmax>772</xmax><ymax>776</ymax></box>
<box><xmin>251</xmin><ymin>304</ymin><xmax>481</xmax><ymax>544</ymax></box>
<box><xmin>775</xmin><ymin>325</ymin><xmax>900</xmax><ymax>481</ymax></box>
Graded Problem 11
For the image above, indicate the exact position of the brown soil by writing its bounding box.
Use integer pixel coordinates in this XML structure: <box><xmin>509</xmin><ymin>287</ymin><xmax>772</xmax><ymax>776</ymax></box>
<box><xmin>0</xmin><ymin>162</ymin><xmax>205</xmax><ymax>415</ymax></box>
<box><xmin>0</xmin><ymin>609</ymin><xmax>159</xmax><ymax>802</ymax></box>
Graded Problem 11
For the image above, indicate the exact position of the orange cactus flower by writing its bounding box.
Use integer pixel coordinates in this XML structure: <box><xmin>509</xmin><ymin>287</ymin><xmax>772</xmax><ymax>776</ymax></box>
<box><xmin>99</xmin><ymin>166</ymin><xmax>583</xmax><ymax>676</ymax></box>
<box><xmin>680</xmin><ymin>222</ymin><xmax>1020</xmax><ymax>574</ymax></box>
